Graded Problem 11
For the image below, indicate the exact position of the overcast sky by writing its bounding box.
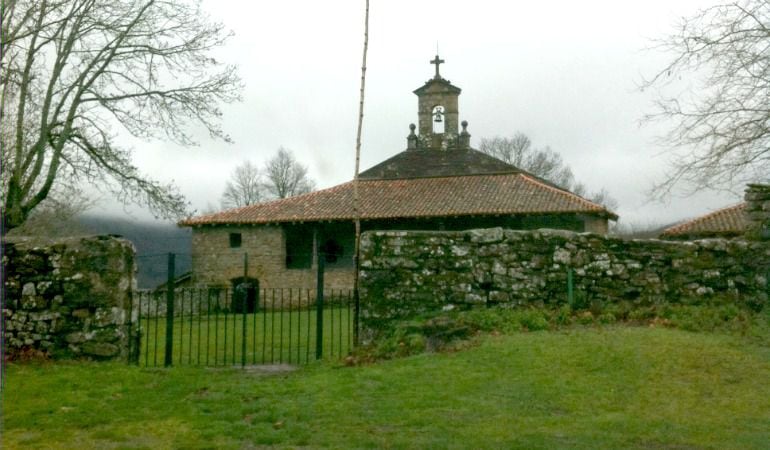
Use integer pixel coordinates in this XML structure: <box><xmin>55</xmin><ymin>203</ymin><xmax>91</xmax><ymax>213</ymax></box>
<box><xmin>106</xmin><ymin>0</ymin><xmax>745</xmax><ymax>228</ymax></box>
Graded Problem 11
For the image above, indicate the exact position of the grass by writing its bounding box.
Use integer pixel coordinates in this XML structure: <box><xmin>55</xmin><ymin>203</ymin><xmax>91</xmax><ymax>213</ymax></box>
<box><xmin>4</xmin><ymin>325</ymin><xmax>770</xmax><ymax>449</ymax></box>
<box><xmin>137</xmin><ymin>307</ymin><xmax>354</xmax><ymax>367</ymax></box>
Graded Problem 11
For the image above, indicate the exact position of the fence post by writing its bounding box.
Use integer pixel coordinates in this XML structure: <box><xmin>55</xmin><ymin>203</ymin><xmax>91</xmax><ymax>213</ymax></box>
<box><xmin>128</xmin><ymin>286</ymin><xmax>137</xmax><ymax>364</ymax></box>
<box><xmin>164</xmin><ymin>253</ymin><xmax>175</xmax><ymax>367</ymax></box>
<box><xmin>316</xmin><ymin>250</ymin><xmax>324</xmax><ymax>360</ymax></box>
<box><xmin>567</xmin><ymin>268</ymin><xmax>574</xmax><ymax>306</ymax></box>
<box><xmin>242</xmin><ymin>253</ymin><xmax>248</xmax><ymax>368</ymax></box>
<box><xmin>353</xmin><ymin>287</ymin><xmax>360</xmax><ymax>346</ymax></box>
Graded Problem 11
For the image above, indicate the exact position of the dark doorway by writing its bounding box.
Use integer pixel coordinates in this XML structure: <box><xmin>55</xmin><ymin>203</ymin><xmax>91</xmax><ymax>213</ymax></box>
<box><xmin>231</xmin><ymin>276</ymin><xmax>259</xmax><ymax>313</ymax></box>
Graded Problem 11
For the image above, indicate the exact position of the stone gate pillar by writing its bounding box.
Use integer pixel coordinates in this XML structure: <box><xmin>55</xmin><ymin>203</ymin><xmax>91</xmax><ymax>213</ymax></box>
<box><xmin>745</xmin><ymin>184</ymin><xmax>770</xmax><ymax>241</ymax></box>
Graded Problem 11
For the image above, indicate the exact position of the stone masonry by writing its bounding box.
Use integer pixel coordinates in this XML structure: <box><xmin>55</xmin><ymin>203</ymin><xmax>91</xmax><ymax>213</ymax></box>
<box><xmin>2</xmin><ymin>236</ymin><xmax>139</xmax><ymax>360</ymax></box>
<box><xmin>745</xmin><ymin>183</ymin><xmax>770</xmax><ymax>241</ymax></box>
<box><xmin>359</xmin><ymin>228</ymin><xmax>770</xmax><ymax>331</ymax></box>
<box><xmin>191</xmin><ymin>225</ymin><xmax>353</xmax><ymax>290</ymax></box>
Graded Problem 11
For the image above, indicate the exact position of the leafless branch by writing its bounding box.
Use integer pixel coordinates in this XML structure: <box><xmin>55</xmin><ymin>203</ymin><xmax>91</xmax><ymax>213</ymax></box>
<box><xmin>1</xmin><ymin>0</ymin><xmax>241</xmax><ymax>233</ymax></box>
<box><xmin>642</xmin><ymin>0</ymin><xmax>770</xmax><ymax>197</ymax></box>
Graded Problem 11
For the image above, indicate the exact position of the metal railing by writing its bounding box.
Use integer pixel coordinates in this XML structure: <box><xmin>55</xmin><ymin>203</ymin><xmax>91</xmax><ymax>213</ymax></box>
<box><xmin>132</xmin><ymin>287</ymin><xmax>356</xmax><ymax>367</ymax></box>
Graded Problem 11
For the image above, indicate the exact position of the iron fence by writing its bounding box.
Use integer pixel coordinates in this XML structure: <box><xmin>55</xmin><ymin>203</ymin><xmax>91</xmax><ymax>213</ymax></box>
<box><xmin>132</xmin><ymin>287</ymin><xmax>357</xmax><ymax>367</ymax></box>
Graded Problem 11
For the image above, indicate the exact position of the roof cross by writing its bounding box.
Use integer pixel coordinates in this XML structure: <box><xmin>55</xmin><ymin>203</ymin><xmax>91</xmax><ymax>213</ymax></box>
<box><xmin>430</xmin><ymin>54</ymin><xmax>445</xmax><ymax>78</ymax></box>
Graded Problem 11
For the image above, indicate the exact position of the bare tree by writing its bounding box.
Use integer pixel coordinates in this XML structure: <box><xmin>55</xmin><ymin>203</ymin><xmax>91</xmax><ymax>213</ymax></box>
<box><xmin>220</xmin><ymin>161</ymin><xmax>263</xmax><ymax>208</ymax></box>
<box><xmin>263</xmin><ymin>147</ymin><xmax>315</xmax><ymax>199</ymax></box>
<box><xmin>524</xmin><ymin>146</ymin><xmax>577</xmax><ymax>189</ymax></box>
<box><xmin>480</xmin><ymin>135</ymin><xmax>575</xmax><ymax>188</ymax></box>
<box><xmin>643</xmin><ymin>0</ymin><xmax>770</xmax><ymax>196</ymax></box>
<box><xmin>479</xmin><ymin>134</ymin><xmax>618</xmax><ymax>210</ymax></box>
<box><xmin>478</xmin><ymin>133</ymin><xmax>533</xmax><ymax>167</ymax></box>
<box><xmin>1</xmin><ymin>0</ymin><xmax>241</xmax><ymax>234</ymax></box>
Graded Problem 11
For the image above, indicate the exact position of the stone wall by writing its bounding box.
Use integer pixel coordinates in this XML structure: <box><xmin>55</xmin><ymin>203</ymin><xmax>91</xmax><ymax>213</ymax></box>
<box><xmin>582</xmin><ymin>215</ymin><xmax>609</xmax><ymax>235</ymax></box>
<box><xmin>745</xmin><ymin>184</ymin><xmax>770</xmax><ymax>240</ymax></box>
<box><xmin>359</xmin><ymin>228</ymin><xmax>770</xmax><ymax>331</ymax></box>
<box><xmin>2</xmin><ymin>236</ymin><xmax>138</xmax><ymax>360</ymax></box>
<box><xmin>191</xmin><ymin>225</ymin><xmax>354</xmax><ymax>290</ymax></box>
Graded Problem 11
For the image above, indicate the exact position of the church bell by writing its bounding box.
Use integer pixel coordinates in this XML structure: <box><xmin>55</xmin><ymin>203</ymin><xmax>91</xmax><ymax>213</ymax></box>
<box><xmin>433</xmin><ymin>107</ymin><xmax>444</xmax><ymax>123</ymax></box>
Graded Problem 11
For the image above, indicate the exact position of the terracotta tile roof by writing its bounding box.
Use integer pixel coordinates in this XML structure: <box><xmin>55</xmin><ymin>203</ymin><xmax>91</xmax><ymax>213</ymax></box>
<box><xmin>660</xmin><ymin>203</ymin><xmax>747</xmax><ymax>238</ymax></box>
<box><xmin>181</xmin><ymin>173</ymin><xmax>616</xmax><ymax>226</ymax></box>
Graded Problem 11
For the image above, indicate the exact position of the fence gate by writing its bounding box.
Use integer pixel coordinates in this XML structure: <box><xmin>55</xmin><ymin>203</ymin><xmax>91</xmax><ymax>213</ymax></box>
<box><xmin>130</xmin><ymin>253</ymin><xmax>359</xmax><ymax>367</ymax></box>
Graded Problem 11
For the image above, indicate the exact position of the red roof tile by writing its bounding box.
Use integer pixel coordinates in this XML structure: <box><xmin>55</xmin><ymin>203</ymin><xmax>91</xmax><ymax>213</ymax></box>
<box><xmin>181</xmin><ymin>173</ymin><xmax>616</xmax><ymax>226</ymax></box>
<box><xmin>660</xmin><ymin>203</ymin><xmax>747</xmax><ymax>238</ymax></box>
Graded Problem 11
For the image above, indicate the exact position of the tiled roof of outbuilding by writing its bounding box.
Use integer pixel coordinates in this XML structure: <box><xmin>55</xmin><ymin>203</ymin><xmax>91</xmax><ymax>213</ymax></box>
<box><xmin>180</xmin><ymin>172</ymin><xmax>616</xmax><ymax>226</ymax></box>
<box><xmin>660</xmin><ymin>203</ymin><xmax>747</xmax><ymax>238</ymax></box>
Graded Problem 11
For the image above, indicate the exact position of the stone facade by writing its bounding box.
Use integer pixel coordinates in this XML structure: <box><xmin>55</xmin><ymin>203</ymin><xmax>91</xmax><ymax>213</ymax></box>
<box><xmin>745</xmin><ymin>183</ymin><xmax>770</xmax><ymax>240</ymax></box>
<box><xmin>191</xmin><ymin>216</ymin><xmax>612</xmax><ymax>291</ymax></box>
<box><xmin>190</xmin><ymin>224</ymin><xmax>354</xmax><ymax>290</ymax></box>
<box><xmin>2</xmin><ymin>236</ymin><xmax>139</xmax><ymax>360</ymax></box>
<box><xmin>359</xmin><ymin>228</ymin><xmax>770</xmax><ymax>331</ymax></box>
<box><xmin>582</xmin><ymin>215</ymin><xmax>608</xmax><ymax>234</ymax></box>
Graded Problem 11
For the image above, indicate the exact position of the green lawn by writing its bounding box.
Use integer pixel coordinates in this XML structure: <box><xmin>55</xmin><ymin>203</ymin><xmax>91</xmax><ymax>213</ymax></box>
<box><xmin>137</xmin><ymin>307</ymin><xmax>354</xmax><ymax>367</ymax></box>
<box><xmin>4</xmin><ymin>326</ymin><xmax>770</xmax><ymax>449</ymax></box>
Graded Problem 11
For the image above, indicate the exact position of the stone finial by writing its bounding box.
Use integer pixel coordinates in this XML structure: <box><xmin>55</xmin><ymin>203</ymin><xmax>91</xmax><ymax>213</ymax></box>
<box><xmin>459</xmin><ymin>120</ymin><xmax>470</xmax><ymax>148</ymax></box>
<box><xmin>744</xmin><ymin>183</ymin><xmax>770</xmax><ymax>240</ymax></box>
<box><xmin>407</xmin><ymin>123</ymin><xmax>418</xmax><ymax>150</ymax></box>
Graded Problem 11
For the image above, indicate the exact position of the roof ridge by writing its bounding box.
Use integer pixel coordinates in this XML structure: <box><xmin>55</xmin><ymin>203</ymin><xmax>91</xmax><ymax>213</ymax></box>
<box><xmin>661</xmin><ymin>202</ymin><xmax>747</xmax><ymax>236</ymax></box>
<box><xmin>358</xmin><ymin>170</ymin><xmax>521</xmax><ymax>182</ymax></box>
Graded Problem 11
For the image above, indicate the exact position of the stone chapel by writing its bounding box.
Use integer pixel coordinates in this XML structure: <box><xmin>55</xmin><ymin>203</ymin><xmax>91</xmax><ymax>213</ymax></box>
<box><xmin>181</xmin><ymin>56</ymin><xmax>617</xmax><ymax>289</ymax></box>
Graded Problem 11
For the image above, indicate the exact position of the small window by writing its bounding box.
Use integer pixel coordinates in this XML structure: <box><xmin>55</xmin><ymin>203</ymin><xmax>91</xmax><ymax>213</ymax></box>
<box><xmin>320</xmin><ymin>235</ymin><xmax>354</xmax><ymax>268</ymax></box>
<box><xmin>321</xmin><ymin>239</ymin><xmax>344</xmax><ymax>264</ymax></box>
<box><xmin>229</xmin><ymin>232</ymin><xmax>242</xmax><ymax>248</ymax></box>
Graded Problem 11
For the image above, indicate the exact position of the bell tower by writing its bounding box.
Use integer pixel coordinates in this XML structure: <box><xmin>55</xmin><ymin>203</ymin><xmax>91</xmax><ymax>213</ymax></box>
<box><xmin>411</xmin><ymin>54</ymin><xmax>465</xmax><ymax>150</ymax></box>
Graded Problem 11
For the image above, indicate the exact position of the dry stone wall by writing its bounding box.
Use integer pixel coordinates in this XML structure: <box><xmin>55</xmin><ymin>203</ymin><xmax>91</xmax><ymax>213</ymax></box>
<box><xmin>745</xmin><ymin>184</ymin><xmax>770</xmax><ymax>241</ymax></box>
<box><xmin>2</xmin><ymin>236</ymin><xmax>138</xmax><ymax>360</ymax></box>
<box><xmin>359</xmin><ymin>228</ymin><xmax>770</xmax><ymax>331</ymax></box>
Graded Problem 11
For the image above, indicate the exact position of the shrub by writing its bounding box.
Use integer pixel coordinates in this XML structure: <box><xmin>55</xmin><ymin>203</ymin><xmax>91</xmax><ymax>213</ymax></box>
<box><xmin>598</xmin><ymin>312</ymin><xmax>617</xmax><ymax>324</ymax></box>
<box><xmin>517</xmin><ymin>309</ymin><xmax>549</xmax><ymax>331</ymax></box>
<box><xmin>354</xmin><ymin>297</ymin><xmax>770</xmax><ymax>363</ymax></box>
<box><xmin>555</xmin><ymin>304</ymin><xmax>573</xmax><ymax>325</ymax></box>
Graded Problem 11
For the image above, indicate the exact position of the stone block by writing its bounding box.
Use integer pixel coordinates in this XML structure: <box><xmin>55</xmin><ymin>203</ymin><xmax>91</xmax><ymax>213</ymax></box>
<box><xmin>468</xmin><ymin>227</ymin><xmax>503</xmax><ymax>244</ymax></box>
<box><xmin>81</xmin><ymin>342</ymin><xmax>119</xmax><ymax>357</ymax></box>
<box><xmin>22</xmin><ymin>282</ymin><xmax>36</xmax><ymax>297</ymax></box>
<box><xmin>66</xmin><ymin>332</ymin><xmax>86</xmax><ymax>344</ymax></box>
<box><xmin>72</xmin><ymin>308</ymin><xmax>91</xmax><ymax>319</ymax></box>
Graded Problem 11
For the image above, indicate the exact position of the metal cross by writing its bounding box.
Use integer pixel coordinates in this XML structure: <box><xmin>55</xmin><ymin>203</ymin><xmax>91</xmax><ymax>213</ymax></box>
<box><xmin>430</xmin><ymin>55</ymin><xmax>445</xmax><ymax>78</ymax></box>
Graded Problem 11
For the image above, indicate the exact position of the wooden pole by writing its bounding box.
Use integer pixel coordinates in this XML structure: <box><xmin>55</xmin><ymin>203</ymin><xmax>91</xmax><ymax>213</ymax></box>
<box><xmin>352</xmin><ymin>0</ymin><xmax>370</xmax><ymax>346</ymax></box>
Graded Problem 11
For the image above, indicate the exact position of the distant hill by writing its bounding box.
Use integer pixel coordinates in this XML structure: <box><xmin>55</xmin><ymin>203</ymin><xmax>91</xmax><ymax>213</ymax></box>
<box><xmin>79</xmin><ymin>216</ymin><xmax>192</xmax><ymax>289</ymax></box>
